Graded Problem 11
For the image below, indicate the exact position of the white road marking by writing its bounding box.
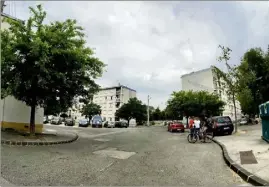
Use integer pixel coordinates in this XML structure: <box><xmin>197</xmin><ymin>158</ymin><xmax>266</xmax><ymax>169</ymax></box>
<box><xmin>99</xmin><ymin>161</ymin><xmax>116</xmax><ymax>172</ymax></box>
<box><xmin>94</xmin><ymin>138</ymin><xmax>111</xmax><ymax>142</ymax></box>
<box><xmin>93</xmin><ymin>148</ymin><xmax>136</xmax><ymax>160</ymax></box>
<box><xmin>87</xmin><ymin>130</ymin><xmax>127</xmax><ymax>138</ymax></box>
<box><xmin>44</xmin><ymin>129</ymin><xmax>57</xmax><ymax>133</ymax></box>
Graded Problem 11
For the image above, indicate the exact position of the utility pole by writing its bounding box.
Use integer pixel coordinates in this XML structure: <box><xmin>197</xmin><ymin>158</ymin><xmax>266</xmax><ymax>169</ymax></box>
<box><xmin>147</xmin><ymin>95</ymin><xmax>150</xmax><ymax>126</ymax></box>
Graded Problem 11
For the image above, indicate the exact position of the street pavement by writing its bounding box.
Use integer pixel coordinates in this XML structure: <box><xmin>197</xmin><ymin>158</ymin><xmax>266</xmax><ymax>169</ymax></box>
<box><xmin>1</xmin><ymin>125</ymin><xmax>251</xmax><ymax>186</ymax></box>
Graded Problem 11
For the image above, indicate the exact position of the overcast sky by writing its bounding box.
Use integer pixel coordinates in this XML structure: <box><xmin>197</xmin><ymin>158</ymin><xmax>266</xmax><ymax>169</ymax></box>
<box><xmin>4</xmin><ymin>1</ymin><xmax>269</xmax><ymax>109</ymax></box>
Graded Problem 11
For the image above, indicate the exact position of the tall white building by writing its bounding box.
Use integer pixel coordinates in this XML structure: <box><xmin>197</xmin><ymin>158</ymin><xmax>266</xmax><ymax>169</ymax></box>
<box><xmin>92</xmin><ymin>85</ymin><xmax>136</xmax><ymax>122</ymax></box>
<box><xmin>181</xmin><ymin>66</ymin><xmax>241</xmax><ymax>121</ymax></box>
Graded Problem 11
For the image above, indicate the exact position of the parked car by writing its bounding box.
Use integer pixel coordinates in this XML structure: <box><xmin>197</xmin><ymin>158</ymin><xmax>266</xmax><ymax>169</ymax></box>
<box><xmin>91</xmin><ymin>115</ymin><xmax>103</xmax><ymax>128</ymax></box>
<box><xmin>114</xmin><ymin>121</ymin><xmax>129</xmax><ymax>128</ymax></box>
<box><xmin>79</xmin><ymin>118</ymin><xmax>89</xmax><ymax>127</ymax></box>
<box><xmin>104</xmin><ymin>121</ymin><xmax>115</xmax><ymax>128</ymax></box>
<box><xmin>239</xmin><ymin>116</ymin><xmax>248</xmax><ymax>125</ymax></box>
<box><xmin>65</xmin><ymin>118</ymin><xmax>75</xmax><ymax>126</ymax></box>
<box><xmin>167</xmin><ymin>121</ymin><xmax>185</xmax><ymax>132</ymax></box>
<box><xmin>212</xmin><ymin>116</ymin><xmax>234</xmax><ymax>135</ymax></box>
<box><xmin>51</xmin><ymin>117</ymin><xmax>63</xmax><ymax>125</ymax></box>
<box><xmin>43</xmin><ymin>117</ymin><xmax>49</xmax><ymax>124</ymax></box>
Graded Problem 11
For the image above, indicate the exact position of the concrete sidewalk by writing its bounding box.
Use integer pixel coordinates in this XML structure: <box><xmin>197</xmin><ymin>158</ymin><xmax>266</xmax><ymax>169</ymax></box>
<box><xmin>215</xmin><ymin>125</ymin><xmax>269</xmax><ymax>184</ymax></box>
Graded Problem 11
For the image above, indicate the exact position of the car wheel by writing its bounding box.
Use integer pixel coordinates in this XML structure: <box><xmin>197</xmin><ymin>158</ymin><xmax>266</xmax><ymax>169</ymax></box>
<box><xmin>227</xmin><ymin>131</ymin><xmax>233</xmax><ymax>135</ymax></box>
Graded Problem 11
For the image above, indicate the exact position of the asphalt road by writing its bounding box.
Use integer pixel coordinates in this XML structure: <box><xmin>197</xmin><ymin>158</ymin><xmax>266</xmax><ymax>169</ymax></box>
<box><xmin>1</xmin><ymin>125</ymin><xmax>250</xmax><ymax>186</ymax></box>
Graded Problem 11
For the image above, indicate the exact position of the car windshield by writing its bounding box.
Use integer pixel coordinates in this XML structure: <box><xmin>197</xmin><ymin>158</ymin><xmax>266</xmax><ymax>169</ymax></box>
<box><xmin>92</xmin><ymin>116</ymin><xmax>102</xmax><ymax>123</ymax></box>
<box><xmin>217</xmin><ymin>117</ymin><xmax>231</xmax><ymax>123</ymax></box>
<box><xmin>79</xmin><ymin>119</ymin><xmax>88</xmax><ymax>123</ymax></box>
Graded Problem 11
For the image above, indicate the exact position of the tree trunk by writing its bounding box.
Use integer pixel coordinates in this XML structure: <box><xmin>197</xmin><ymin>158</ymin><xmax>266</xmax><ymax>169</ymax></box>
<box><xmin>232</xmin><ymin>94</ymin><xmax>237</xmax><ymax>133</ymax></box>
<box><xmin>30</xmin><ymin>104</ymin><xmax>36</xmax><ymax>136</ymax></box>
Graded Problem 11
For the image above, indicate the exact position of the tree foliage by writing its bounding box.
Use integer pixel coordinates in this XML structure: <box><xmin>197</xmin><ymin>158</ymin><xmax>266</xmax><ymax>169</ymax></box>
<box><xmin>1</xmin><ymin>5</ymin><xmax>105</xmax><ymax>134</ymax></box>
<box><xmin>152</xmin><ymin>107</ymin><xmax>162</xmax><ymax>120</ymax></box>
<box><xmin>212</xmin><ymin>45</ymin><xmax>239</xmax><ymax>132</ymax></box>
<box><xmin>115</xmin><ymin>98</ymin><xmax>147</xmax><ymax>124</ymax></box>
<box><xmin>44</xmin><ymin>99</ymin><xmax>68</xmax><ymax>116</ymax></box>
<box><xmin>81</xmin><ymin>103</ymin><xmax>101</xmax><ymax>120</ymax></box>
<box><xmin>167</xmin><ymin>90</ymin><xmax>225</xmax><ymax>118</ymax></box>
<box><xmin>236</xmin><ymin>47</ymin><xmax>269</xmax><ymax>116</ymax></box>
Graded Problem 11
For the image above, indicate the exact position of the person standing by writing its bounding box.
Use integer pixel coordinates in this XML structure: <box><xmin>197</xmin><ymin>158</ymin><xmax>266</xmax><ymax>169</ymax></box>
<box><xmin>194</xmin><ymin>117</ymin><xmax>201</xmax><ymax>133</ymax></box>
<box><xmin>189</xmin><ymin>117</ymin><xmax>195</xmax><ymax>137</ymax></box>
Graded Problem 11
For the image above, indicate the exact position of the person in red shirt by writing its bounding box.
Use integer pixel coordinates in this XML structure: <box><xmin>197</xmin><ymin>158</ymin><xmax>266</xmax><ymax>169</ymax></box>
<box><xmin>189</xmin><ymin>117</ymin><xmax>194</xmax><ymax>129</ymax></box>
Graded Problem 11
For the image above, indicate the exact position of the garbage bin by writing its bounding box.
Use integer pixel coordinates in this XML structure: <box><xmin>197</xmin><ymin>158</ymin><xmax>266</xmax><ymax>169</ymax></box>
<box><xmin>260</xmin><ymin>102</ymin><xmax>269</xmax><ymax>142</ymax></box>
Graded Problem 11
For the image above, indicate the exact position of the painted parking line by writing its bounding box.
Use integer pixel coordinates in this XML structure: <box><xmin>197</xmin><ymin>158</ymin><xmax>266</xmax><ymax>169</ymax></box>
<box><xmin>45</xmin><ymin>129</ymin><xmax>57</xmax><ymax>132</ymax></box>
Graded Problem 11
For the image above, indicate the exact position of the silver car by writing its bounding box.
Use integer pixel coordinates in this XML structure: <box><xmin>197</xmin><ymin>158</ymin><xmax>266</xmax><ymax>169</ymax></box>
<box><xmin>107</xmin><ymin>121</ymin><xmax>115</xmax><ymax>128</ymax></box>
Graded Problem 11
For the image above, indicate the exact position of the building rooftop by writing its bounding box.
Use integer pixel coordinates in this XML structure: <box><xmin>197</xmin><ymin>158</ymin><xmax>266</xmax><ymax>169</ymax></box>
<box><xmin>1</xmin><ymin>12</ymin><xmax>23</xmax><ymax>23</ymax></box>
<box><xmin>100</xmin><ymin>85</ymin><xmax>136</xmax><ymax>92</ymax></box>
<box><xmin>181</xmin><ymin>66</ymin><xmax>213</xmax><ymax>78</ymax></box>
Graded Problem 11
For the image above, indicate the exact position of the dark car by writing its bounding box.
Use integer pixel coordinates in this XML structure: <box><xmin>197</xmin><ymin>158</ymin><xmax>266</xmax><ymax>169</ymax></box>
<box><xmin>65</xmin><ymin>118</ymin><xmax>75</xmax><ymax>126</ymax></box>
<box><xmin>91</xmin><ymin>115</ymin><xmax>103</xmax><ymax>128</ymax></box>
<box><xmin>79</xmin><ymin>118</ymin><xmax>89</xmax><ymax>127</ymax></box>
<box><xmin>43</xmin><ymin>117</ymin><xmax>50</xmax><ymax>124</ymax></box>
<box><xmin>212</xmin><ymin>116</ymin><xmax>234</xmax><ymax>135</ymax></box>
<box><xmin>114</xmin><ymin>121</ymin><xmax>128</xmax><ymax>128</ymax></box>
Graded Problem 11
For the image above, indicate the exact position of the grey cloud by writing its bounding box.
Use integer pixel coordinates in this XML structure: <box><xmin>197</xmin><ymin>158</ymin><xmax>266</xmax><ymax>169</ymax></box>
<box><xmin>5</xmin><ymin>1</ymin><xmax>269</xmax><ymax>108</ymax></box>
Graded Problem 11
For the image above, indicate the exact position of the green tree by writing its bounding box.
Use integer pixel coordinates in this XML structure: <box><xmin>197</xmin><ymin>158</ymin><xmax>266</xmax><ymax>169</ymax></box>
<box><xmin>81</xmin><ymin>103</ymin><xmax>101</xmax><ymax>120</ymax></box>
<box><xmin>44</xmin><ymin>100</ymin><xmax>64</xmax><ymax>116</ymax></box>
<box><xmin>152</xmin><ymin>107</ymin><xmax>162</xmax><ymax>120</ymax></box>
<box><xmin>212</xmin><ymin>45</ymin><xmax>239</xmax><ymax>133</ymax></box>
<box><xmin>167</xmin><ymin>90</ymin><xmax>225</xmax><ymax>123</ymax></box>
<box><xmin>115</xmin><ymin>98</ymin><xmax>147</xmax><ymax>125</ymax></box>
<box><xmin>1</xmin><ymin>5</ymin><xmax>105</xmax><ymax>135</ymax></box>
<box><xmin>236</xmin><ymin>47</ymin><xmax>269</xmax><ymax>116</ymax></box>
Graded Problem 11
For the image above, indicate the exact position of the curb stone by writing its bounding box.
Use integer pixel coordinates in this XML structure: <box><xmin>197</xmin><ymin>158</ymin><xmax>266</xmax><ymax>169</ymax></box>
<box><xmin>1</xmin><ymin>133</ymin><xmax>78</xmax><ymax>146</ymax></box>
<box><xmin>213</xmin><ymin>138</ymin><xmax>269</xmax><ymax>186</ymax></box>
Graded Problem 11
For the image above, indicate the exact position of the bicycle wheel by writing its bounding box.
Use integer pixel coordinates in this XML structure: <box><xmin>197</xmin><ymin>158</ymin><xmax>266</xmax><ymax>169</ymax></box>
<box><xmin>187</xmin><ymin>133</ymin><xmax>198</xmax><ymax>143</ymax></box>
<box><xmin>205</xmin><ymin>132</ymin><xmax>214</xmax><ymax>143</ymax></box>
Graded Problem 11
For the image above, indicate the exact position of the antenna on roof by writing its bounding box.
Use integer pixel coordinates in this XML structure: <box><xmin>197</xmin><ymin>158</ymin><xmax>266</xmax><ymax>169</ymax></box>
<box><xmin>1</xmin><ymin>1</ymin><xmax>6</xmax><ymax>13</ymax></box>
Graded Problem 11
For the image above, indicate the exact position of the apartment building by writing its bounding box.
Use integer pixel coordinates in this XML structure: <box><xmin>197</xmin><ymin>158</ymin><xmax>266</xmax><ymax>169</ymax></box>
<box><xmin>92</xmin><ymin>85</ymin><xmax>136</xmax><ymax>122</ymax></box>
<box><xmin>181</xmin><ymin>66</ymin><xmax>242</xmax><ymax>121</ymax></box>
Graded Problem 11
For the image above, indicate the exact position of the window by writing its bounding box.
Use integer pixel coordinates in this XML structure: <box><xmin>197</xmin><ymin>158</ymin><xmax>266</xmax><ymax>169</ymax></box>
<box><xmin>105</xmin><ymin>96</ymin><xmax>107</xmax><ymax>100</ymax></box>
<box><xmin>111</xmin><ymin>96</ymin><xmax>113</xmax><ymax>100</ymax></box>
<box><xmin>110</xmin><ymin>117</ymin><xmax>112</xmax><ymax>121</ymax></box>
<box><xmin>103</xmin><ymin>117</ymin><xmax>106</xmax><ymax>121</ymax></box>
<box><xmin>109</xmin><ymin>103</ymin><xmax>112</xmax><ymax>108</ymax></box>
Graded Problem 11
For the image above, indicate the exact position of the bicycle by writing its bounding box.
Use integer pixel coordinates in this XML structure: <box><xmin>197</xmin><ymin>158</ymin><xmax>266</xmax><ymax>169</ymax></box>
<box><xmin>187</xmin><ymin>127</ymin><xmax>214</xmax><ymax>143</ymax></box>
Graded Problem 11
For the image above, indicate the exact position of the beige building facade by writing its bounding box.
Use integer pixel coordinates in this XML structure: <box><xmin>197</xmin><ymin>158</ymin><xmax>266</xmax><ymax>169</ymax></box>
<box><xmin>92</xmin><ymin>85</ymin><xmax>136</xmax><ymax>122</ymax></box>
<box><xmin>181</xmin><ymin>66</ymin><xmax>241</xmax><ymax>121</ymax></box>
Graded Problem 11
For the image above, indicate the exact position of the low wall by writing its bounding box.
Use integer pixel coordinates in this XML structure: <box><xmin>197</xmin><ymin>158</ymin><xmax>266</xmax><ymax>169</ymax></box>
<box><xmin>0</xmin><ymin>96</ymin><xmax>44</xmax><ymax>133</ymax></box>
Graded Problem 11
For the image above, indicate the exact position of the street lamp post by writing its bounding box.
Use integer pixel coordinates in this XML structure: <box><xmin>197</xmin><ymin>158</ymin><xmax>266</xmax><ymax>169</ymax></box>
<box><xmin>147</xmin><ymin>95</ymin><xmax>151</xmax><ymax>126</ymax></box>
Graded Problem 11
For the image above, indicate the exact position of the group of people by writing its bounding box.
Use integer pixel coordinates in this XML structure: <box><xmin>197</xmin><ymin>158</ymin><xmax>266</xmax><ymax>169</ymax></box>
<box><xmin>188</xmin><ymin>116</ymin><xmax>212</xmax><ymax>141</ymax></box>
